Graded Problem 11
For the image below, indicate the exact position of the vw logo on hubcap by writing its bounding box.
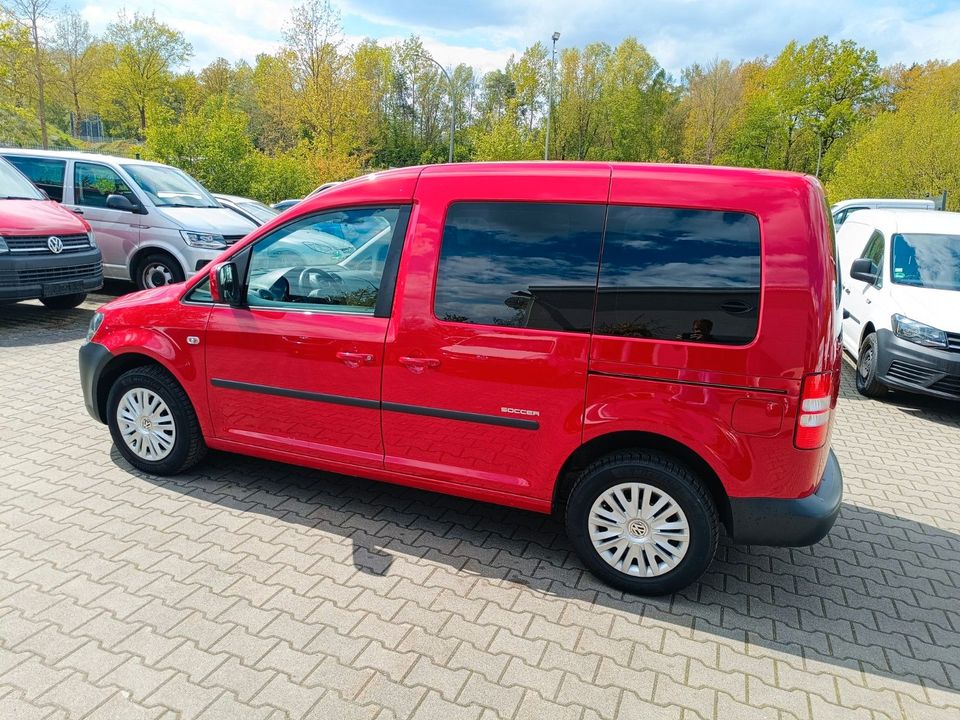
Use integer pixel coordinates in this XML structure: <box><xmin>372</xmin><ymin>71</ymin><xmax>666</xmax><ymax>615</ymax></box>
<box><xmin>628</xmin><ymin>519</ymin><xmax>649</xmax><ymax>538</ymax></box>
<box><xmin>47</xmin><ymin>236</ymin><xmax>64</xmax><ymax>254</ymax></box>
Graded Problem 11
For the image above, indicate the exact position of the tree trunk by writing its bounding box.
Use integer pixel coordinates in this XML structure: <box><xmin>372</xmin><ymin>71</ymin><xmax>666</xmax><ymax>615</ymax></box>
<box><xmin>139</xmin><ymin>103</ymin><xmax>147</xmax><ymax>136</ymax></box>
<box><xmin>32</xmin><ymin>28</ymin><xmax>48</xmax><ymax>148</ymax></box>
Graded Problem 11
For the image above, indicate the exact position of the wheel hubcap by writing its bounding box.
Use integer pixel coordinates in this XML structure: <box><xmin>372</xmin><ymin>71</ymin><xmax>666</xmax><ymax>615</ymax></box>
<box><xmin>859</xmin><ymin>347</ymin><xmax>873</xmax><ymax>379</ymax></box>
<box><xmin>143</xmin><ymin>263</ymin><xmax>174</xmax><ymax>288</ymax></box>
<box><xmin>589</xmin><ymin>482</ymin><xmax>690</xmax><ymax>577</ymax></box>
<box><xmin>117</xmin><ymin>388</ymin><xmax>176</xmax><ymax>461</ymax></box>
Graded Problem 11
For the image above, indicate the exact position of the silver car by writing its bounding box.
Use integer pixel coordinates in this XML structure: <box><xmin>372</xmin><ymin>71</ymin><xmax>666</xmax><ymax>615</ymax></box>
<box><xmin>1</xmin><ymin>149</ymin><xmax>257</xmax><ymax>289</ymax></box>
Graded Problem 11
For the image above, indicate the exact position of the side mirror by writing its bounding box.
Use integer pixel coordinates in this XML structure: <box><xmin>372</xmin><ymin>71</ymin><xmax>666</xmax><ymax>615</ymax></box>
<box><xmin>850</xmin><ymin>257</ymin><xmax>879</xmax><ymax>284</ymax></box>
<box><xmin>211</xmin><ymin>262</ymin><xmax>242</xmax><ymax>306</ymax></box>
<box><xmin>106</xmin><ymin>194</ymin><xmax>142</xmax><ymax>213</ymax></box>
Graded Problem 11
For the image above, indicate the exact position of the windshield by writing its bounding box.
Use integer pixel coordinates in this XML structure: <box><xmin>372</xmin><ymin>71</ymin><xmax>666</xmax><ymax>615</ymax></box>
<box><xmin>0</xmin><ymin>157</ymin><xmax>44</xmax><ymax>200</ymax></box>
<box><xmin>122</xmin><ymin>164</ymin><xmax>218</xmax><ymax>208</ymax></box>
<box><xmin>240</xmin><ymin>201</ymin><xmax>279</xmax><ymax>223</ymax></box>
<box><xmin>891</xmin><ymin>233</ymin><xmax>960</xmax><ymax>292</ymax></box>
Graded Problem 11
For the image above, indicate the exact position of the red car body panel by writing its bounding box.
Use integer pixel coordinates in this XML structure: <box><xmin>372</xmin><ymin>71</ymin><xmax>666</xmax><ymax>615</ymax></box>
<box><xmin>380</xmin><ymin>164</ymin><xmax>610</xmax><ymax>502</ymax></box>
<box><xmin>87</xmin><ymin>161</ymin><xmax>840</xmax><ymax>516</ymax></box>
<box><xmin>0</xmin><ymin>199</ymin><xmax>90</xmax><ymax>236</ymax></box>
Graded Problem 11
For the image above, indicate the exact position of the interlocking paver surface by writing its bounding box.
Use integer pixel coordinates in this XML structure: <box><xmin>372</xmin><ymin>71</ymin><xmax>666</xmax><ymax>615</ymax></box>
<box><xmin>1</xmin><ymin>291</ymin><xmax>958</xmax><ymax>719</ymax></box>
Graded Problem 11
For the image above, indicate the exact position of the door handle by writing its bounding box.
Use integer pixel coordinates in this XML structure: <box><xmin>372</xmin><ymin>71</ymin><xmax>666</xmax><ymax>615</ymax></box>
<box><xmin>336</xmin><ymin>351</ymin><xmax>374</xmax><ymax>368</ymax></box>
<box><xmin>720</xmin><ymin>300</ymin><xmax>754</xmax><ymax>315</ymax></box>
<box><xmin>398</xmin><ymin>356</ymin><xmax>441</xmax><ymax>374</ymax></box>
<box><xmin>71</xmin><ymin>208</ymin><xmax>84</xmax><ymax>215</ymax></box>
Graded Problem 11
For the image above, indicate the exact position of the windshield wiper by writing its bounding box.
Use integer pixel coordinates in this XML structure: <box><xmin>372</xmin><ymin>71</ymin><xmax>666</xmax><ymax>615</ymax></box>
<box><xmin>0</xmin><ymin>195</ymin><xmax>41</xmax><ymax>200</ymax></box>
<box><xmin>162</xmin><ymin>202</ymin><xmax>215</xmax><ymax>208</ymax></box>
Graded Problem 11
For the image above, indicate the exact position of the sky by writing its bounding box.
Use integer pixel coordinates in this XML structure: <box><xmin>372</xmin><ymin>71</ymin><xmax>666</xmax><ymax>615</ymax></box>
<box><xmin>75</xmin><ymin>0</ymin><xmax>960</xmax><ymax>77</ymax></box>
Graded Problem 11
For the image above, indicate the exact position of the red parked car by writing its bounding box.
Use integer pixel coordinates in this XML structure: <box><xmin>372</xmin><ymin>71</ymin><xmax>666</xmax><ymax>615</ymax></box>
<box><xmin>1</xmin><ymin>155</ymin><xmax>102</xmax><ymax>308</ymax></box>
<box><xmin>80</xmin><ymin>162</ymin><xmax>842</xmax><ymax>595</ymax></box>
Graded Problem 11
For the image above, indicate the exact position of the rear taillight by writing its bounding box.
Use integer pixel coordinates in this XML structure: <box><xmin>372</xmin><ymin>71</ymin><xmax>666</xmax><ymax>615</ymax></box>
<box><xmin>794</xmin><ymin>372</ymin><xmax>835</xmax><ymax>449</ymax></box>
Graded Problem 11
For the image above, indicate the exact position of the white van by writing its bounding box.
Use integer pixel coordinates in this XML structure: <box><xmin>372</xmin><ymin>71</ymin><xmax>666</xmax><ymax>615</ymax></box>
<box><xmin>1</xmin><ymin>149</ymin><xmax>256</xmax><ymax>289</ymax></box>
<box><xmin>838</xmin><ymin>209</ymin><xmax>960</xmax><ymax>400</ymax></box>
<box><xmin>831</xmin><ymin>198</ymin><xmax>935</xmax><ymax>227</ymax></box>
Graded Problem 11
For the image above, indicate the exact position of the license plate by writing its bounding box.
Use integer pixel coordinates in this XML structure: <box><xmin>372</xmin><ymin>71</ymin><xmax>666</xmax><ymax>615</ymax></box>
<box><xmin>43</xmin><ymin>280</ymin><xmax>85</xmax><ymax>297</ymax></box>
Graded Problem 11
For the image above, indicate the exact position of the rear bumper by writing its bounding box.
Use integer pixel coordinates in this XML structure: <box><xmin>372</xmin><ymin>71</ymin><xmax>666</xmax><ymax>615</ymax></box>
<box><xmin>0</xmin><ymin>249</ymin><xmax>103</xmax><ymax>301</ymax></box>
<box><xmin>876</xmin><ymin>329</ymin><xmax>960</xmax><ymax>400</ymax></box>
<box><xmin>728</xmin><ymin>449</ymin><xmax>843</xmax><ymax>546</ymax></box>
<box><xmin>79</xmin><ymin>341</ymin><xmax>113</xmax><ymax>424</ymax></box>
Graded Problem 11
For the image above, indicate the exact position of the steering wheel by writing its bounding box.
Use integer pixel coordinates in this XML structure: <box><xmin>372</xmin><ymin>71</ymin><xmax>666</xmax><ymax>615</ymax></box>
<box><xmin>297</xmin><ymin>266</ymin><xmax>338</xmax><ymax>288</ymax></box>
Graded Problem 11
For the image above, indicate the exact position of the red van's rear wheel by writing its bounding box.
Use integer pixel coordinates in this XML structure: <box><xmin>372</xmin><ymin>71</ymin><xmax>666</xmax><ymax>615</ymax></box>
<box><xmin>565</xmin><ymin>451</ymin><xmax>718</xmax><ymax>595</ymax></box>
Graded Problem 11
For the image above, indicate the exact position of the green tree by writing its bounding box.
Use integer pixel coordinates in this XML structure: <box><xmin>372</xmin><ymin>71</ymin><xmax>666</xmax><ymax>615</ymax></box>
<box><xmin>49</xmin><ymin>10</ymin><xmax>105</xmax><ymax>135</ymax></box>
<box><xmin>105</xmin><ymin>11</ymin><xmax>192</xmax><ymax>137</ymax></box>
<box><xmin>3</xmin><ymin>0</ymin><xmax>53</xmax><ymax>147</ymax></box>
<box><xmin>827</xmin><ymin>62</ymin><xmax>960</xmax><ymax>209</ymax></box>
<box><xmin>146</xmin><ymin>96</ymin><xmax>256</xmax><ymax>196</ymax></box>
<box><xmin>681</xmin><ymin>59</ymin><xmax>743</xmax><ymax>163</ymax></box>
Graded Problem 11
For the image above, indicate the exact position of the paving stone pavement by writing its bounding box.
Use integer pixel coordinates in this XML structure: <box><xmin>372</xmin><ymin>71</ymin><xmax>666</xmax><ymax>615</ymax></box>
<box><xmin>1</xmin><ymin>292</ymin><xmax>958</xmax><ymax>720</ymax></box>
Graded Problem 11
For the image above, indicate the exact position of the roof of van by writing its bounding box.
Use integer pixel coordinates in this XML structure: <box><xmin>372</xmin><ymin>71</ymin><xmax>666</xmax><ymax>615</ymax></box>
<box><xmin>330</xmin><ymin>160</ymin><xmax>816</xmax><ymax>187</ymax></box>
<box><xmin>832</xmin><ymin>198</ymin><xmax>935</xmax><ymax>210</ymax></box>
<box><xmin>0</xmin><ymin>147</ymin><xmax>164</xmax><ymax>167</ymax></box>
<box><xmin>844</xmin><ymin>208</ymin><xmax>960</xmax><ymax>234</ymax></box>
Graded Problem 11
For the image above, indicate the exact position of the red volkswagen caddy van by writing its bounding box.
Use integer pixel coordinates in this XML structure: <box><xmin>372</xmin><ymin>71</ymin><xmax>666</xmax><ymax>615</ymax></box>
<box><xmin>80</xmin><ymin>162</ymin><xmax>842</xmax><ymax>595</ymax></box>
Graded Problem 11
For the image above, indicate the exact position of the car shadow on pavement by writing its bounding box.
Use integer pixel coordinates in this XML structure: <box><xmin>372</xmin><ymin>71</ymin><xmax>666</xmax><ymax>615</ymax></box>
<box><xmin>0</xmin><ymin>302</ymin><xmax>94</xmax><ymax>346</ymax></box>
<box><xmin>112</xmin><ymin>446</ymin><xmax>960</xmax><ymax>696</ymax></box>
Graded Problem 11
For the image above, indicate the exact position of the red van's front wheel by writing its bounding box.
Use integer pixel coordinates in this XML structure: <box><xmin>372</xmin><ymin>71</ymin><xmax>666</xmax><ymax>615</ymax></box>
<box><xmin>106</xmin><ymin>365</ymin><xmax>206</xmax><ymax>475</ymax></box>
<box><xmin>565</xmin><ymin>452</ymin><xmax>719</xmax><ymax>595</ymax></box>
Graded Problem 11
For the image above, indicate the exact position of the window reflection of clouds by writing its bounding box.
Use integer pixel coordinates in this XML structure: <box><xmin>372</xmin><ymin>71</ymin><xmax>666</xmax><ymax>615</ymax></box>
<box><xmin>596</xmin><ymin>206</ymin><xmax>761</xmax><ymax>345</ymax></box>
<box><xmin>435</xmin><ymin>203</ymin><xmax>604</xmax><ymax>329</ymax></box>
<box><xmin>892</xmin><ymin>233</ymin><xmax>960</xmax><ymax>291</ymax></box>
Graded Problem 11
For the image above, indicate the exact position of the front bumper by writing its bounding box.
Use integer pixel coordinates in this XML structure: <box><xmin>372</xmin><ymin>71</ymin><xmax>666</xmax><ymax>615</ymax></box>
<box><xmin>79</xmin><ymin>341</ymin><xmax>113</xmax><ymax>424</ymax></box>
<box><xmin>728</xmin><ymin>450</ymin><xmax>843</xmax><ymax>546</ymax></box>
<box><xmin>875</xmin><ymin>329</ymin><xmax>960</xmax><ymax>400</ymax></box>
<box><xmin>0</xmin><ymin>249</ymin><xmax>103</xmax><ymax>302</ymax></box>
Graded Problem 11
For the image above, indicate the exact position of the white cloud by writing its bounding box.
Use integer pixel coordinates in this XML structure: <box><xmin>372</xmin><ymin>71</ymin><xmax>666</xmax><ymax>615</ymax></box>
<box><xmin>72</xmin><ymin>0</ymin><xmax>960</xmax><ymax>76</ymax></box>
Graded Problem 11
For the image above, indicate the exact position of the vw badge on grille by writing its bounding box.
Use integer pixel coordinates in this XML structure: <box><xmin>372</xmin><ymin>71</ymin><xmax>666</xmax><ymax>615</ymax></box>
<box><xmin>47</xmin><ymin>236</ymin><xmax>64</xmax><ymax>254</ymax></box>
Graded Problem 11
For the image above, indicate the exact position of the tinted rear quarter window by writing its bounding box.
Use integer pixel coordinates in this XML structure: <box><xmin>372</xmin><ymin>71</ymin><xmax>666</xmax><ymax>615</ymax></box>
<box><xmin>595</xmin><ymin>206</ymin><xmax>761</xmax><ymax>345</ymax></box>
<box><xmin>434</xmin><ymin>202</ymin><xmax>605</xmax><ymax>332</ymax></box>
<box><xmin>5</xmin><ymin>156</ymin><xmax>66</xmax><ymax>202</ymax></box>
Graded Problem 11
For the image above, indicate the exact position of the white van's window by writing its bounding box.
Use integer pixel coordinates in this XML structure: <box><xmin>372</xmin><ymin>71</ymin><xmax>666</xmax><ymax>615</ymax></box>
<box><xmin>122</xmin><ymin>164</ymin><xmax>218</xmax><ymax>208</ymax></box>
<box><xmin>3</xmin><ymin>156</ymin><xmax>63</xmax><ymax>201</ymax></box>
<box><xmin>860</xmin><ymin>231</ymin><xmax>885</xmax><ymax>288</ymax></box>
<box><xmin>245</xmin><ymin>207</ymin><xmax>401</xmax><ymax>314</ymax></box>
<box><xmin>891</xmin><ymin>233</ymin><xmax>960</xmax><ymax>292</ymax></box>
<box><xmin>74</xmin><ymin>162</ymin><xmax>137</xmax><ymax>209</ymax></box>
<box><xmin>595</xmin><ymin>206</ymin><xmax>761</xmax><ymax>345</ymax></box>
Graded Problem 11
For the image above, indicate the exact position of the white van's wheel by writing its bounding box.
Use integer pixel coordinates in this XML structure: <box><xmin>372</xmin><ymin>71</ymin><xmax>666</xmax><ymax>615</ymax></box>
<box><xmin>136</xmin><ymin>252</ymin><xmax>185</xmax><ymax>290</ymax></box>
<box><xmin>856</xmin><ymin>333</ymin><xmax>888</xmax><ymax>398</ymax></box>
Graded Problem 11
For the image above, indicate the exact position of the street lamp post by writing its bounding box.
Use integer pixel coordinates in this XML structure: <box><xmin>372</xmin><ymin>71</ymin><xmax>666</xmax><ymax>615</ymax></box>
<box><xmin>419</xmin><ymin>53</ymin><xmax>456</xmax><ymax>164</ymax></box>
<box><xmin>544</xmin><ymin>31</ymin><xmax>560</xmax><ymax>161</ymax></box>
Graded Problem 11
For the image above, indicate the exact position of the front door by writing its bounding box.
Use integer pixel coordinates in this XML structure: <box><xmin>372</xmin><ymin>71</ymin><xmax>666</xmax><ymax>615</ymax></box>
<box><xmin>843</xmin><ymin>229</ymin><xmax>885</xmax><ymax>350</ymax></box>
<box><xmin>68</xmin><ymin>161</ymin><xmax>142</xmax><ymax>278</ymax></box>
<box><xmin>204</xmin><ymin>206</ymin><xmax>409</xmax><ymax>470</ymax></box>
<box><xmin>380</xmin><ymin>167</ymin><xmax>610</xmax><ymax>502</ymax></box>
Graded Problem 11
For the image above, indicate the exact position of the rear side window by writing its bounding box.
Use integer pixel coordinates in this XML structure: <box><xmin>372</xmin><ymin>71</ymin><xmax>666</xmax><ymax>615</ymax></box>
<box><xmin>5</xmin><ymin>156</ymin><xmax>66</xmax><ymax>202</ymax></box>
<box><xmin>595</xmin><ymin>206</ymin><xmax>761</xmax><ymax>345</ymax></box>
<box><xmin>434</xmin><ymin>202</ymin><xmax>605</xmax><ymax>332</ymax></box>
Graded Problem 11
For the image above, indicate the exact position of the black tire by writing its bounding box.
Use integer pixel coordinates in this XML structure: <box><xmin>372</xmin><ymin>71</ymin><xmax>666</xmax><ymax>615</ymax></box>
<box><xmin>106</xmin><ymin>364</ymin><xmax>207</xmax><ymax>475</ymax></box>
<box><xmin>565</xmin><ymin>451</ymin><xmax>719</xmax><ymax>596</ymax></box>
<box><xmin>39</xmin><ymin>293</ymin><xmax>86</xmax><ymax>309</ymax></box>
<box><xmin>856</xmin><ymin>333</ymin><xmax>888</xmax><ymax>398</ymax></box>
<box><xmin>135</xmin><ymin>252</ymin><xmax>185</xmax><ymax>290</ymax></box>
